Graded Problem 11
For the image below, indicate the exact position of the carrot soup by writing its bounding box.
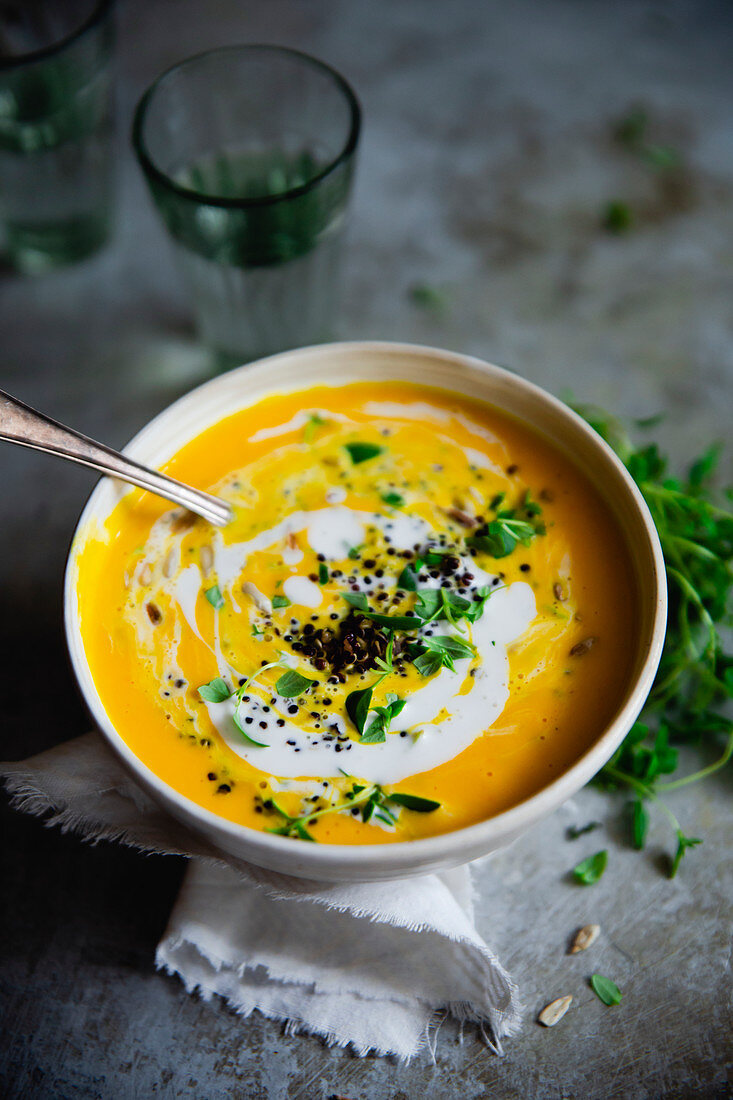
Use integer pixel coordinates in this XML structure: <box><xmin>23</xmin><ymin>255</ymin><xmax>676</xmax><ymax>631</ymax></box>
<box><xmin>75</xmin><ymin>381</ymin><xmax>636</xmax><ymax>844</ymax></box>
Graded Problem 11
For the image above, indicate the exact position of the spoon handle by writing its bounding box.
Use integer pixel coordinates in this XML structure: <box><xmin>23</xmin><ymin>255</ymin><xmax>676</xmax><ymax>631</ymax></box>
<box><xmin>0</xmin><ymin>389</ymin><xmax>232</xmax><ymax>527</ymax></box>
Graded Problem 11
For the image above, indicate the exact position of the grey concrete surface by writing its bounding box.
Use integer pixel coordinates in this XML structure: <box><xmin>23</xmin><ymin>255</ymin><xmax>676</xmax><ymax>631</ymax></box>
<box><xmin>1</xmin><ymin>1</ymin><xmax>731</xmax><ymax>1097</ymax></box>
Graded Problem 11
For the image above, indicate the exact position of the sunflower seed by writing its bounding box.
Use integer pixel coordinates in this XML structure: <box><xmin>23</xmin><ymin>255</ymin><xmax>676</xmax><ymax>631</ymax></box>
<box><xmin>570</xmin><ymin>923</ymin><xmax>600</xmax><ymax>954</ymax></box>
<box><xmin>570</xmin><ymin>636</ymin><xmax>597</xmax><ymax>657</ymax></box>
<box><xmin>538</xmin><ymin>995</ymin><xmax>573</xmax><ymax>1027</ymax></box>
<box><xmin>199</xmin><ymin>545</ymin><xmax>213</xmax><ymax>576</ymax></box>
<box><xmin>162</xmin><ymin>549</ymin><xmax>177</xmax><ymax>578</ymax></box>
<box><xmin>447</xmin><ymin>507</ymin><xmax>478</xmax><ymax>528</ymax></box>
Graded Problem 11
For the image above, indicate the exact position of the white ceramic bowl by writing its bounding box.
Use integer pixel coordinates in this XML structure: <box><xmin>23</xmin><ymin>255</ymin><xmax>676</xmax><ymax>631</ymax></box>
<box><xmin>65</xmin><ymin>342</ymin><xmax>667</xmax><ymax>881</ymax></box>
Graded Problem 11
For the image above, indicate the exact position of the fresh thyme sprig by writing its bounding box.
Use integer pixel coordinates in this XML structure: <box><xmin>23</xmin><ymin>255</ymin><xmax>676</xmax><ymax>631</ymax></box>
<box><xmin>344</xmin><ymin>634</ymin><xmax>407</xmax><ymax>740</ymax></box>
<box><xmin>197</xmin><ymin>657</ymin><xmax>318</xmax><ymax>749</ymax></box>
<box><xmin>576</xmin><ymin>405</ymin><xmax>733</xmax><ymax>875</ymax></box>
<box><xmin>466</xmin><ymin>491</ymin><xmax>546</xmax><ymax>558</ymax></box>
<box><xmin>265</xmin><ymin>778</ymin><xmax>441</xmax><ymax>839</ymax></box>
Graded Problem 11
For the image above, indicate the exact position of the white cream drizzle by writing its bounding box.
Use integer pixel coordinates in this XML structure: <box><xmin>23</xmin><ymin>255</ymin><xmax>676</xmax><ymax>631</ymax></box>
<box><xmin>247</xmin><ymin>408</ymin><xmax>353</xmax><ymax>443</ymax></box>
<box><xmin>203</xmin><ymin>577</ymin><xmax>536</xmax><ymax>784</ymax></box>
<box><xmin>362</xmin><ymin>401</ymin><xmax>502</xmax><ymax>448</ymax></box>
<box><xmin>136</xmin><ymin>472</ymin><xmax>539</xmax><ymax>788</ymax></box>
<box><xmin>283</xmin><ymin>576</ymin><xmax>322</xmax><ymax>608</ymax></box>
<box><xmin>210</xmin><ymin>507</ymin><xmax>431</xmax><ymax>591</ymax></box>
<box><xmin>174</xmin><ymin>565</ymin><xmax>207</xmax><ymax>645</ymax></box>
<box><xmin>459</xmin><ymin>444</ymin><xmax>506</xmax><ymax>475</ymax></box>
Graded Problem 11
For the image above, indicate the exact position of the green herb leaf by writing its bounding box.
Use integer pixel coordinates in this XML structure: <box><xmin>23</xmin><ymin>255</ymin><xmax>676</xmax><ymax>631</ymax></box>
<box><xmin>630</xmin><ymin>800</ymin><xmax>649</xmax><ymax>850</ymax></box>
<box><xmin>413</xmin><ymin>589</ymin><xmax>442</xmax><ymax>621</ymax></box>
<box><xmin>342</xmin><ymin>591</ymin><xmax>369</xmax><ymax>611</ymax></box>
<box><xmin>670</xmin><ymin>831</ymin><xmax>702</xmax><ymax>878</ymax></box>
<box><xmin>272</xmin><ymin>595</ymin><xmax>290</xmax><ymax>609</ymax></box>
<box><xmin>360</xmin><ymin>722</ymin><xmax>387</xmax><ymax>744</ymax></box>
<box><xmin>347</xmin><ymin>545</ymin><xmax>363</xmax><ymax>560</ymax></box>
<box><xmin>397</xmin><ymin>561</ymin><xmax>421</xmax><ymax>591</ymax></box>
<box><xmin>361</xmin><ymin>694</ymin><xmax>406</xmax><ymax>743</ymax></box>
<box><xmin>389</xmin><ymin>792</ymin><xmax>441</xmax><ymax>813</ymax></box>
<box><xmin>198</xmin><ymin>677</ymin><xmax>231</xmax><ymax>703</ymax></box>
<box><xmin>603</xmin><ymin>200</ymin><xmax>634</xmax><ymax>234</ymax></box>
<box><xmin>408</xmin><ymin>282</ymin><xmax>448</xmax><ymax>313</ymax></box>
<box><xmin>413</xmin><ymin>586</ymin><xmax>491</xmax><ymax>628</ymax></box>
<box><xmin>414</xmin><ymin>649</ymin><xmax>443</xmax><ymax>677</ymax></box>
<box><xmin>467</xmin><ymin>516</ymin><xmax>537</xmax><ymax>558</ymax></box>
<box><xmin>343</xmin><ymin>590</ymin><xmax>421</xmax><ymax>630</ymax></box>
<box><xmin>590</xmin><ymin>974</ymin><xmax>623</xmax><ymax>1006</ymax></box>
<box><xmin>572</xmin><ymin>849</ymin><xmax>608</xmax><ymax>885</ymax></box>
<box><xmin>294</xmin><ymin>819</ymin><xmax>317</xmax><ymax>841</ymax></box>
<box><xmin>642</xmin><ymin>144</ymin><xmax>681</xmax><ymax>170</ymax></box>
<box><xmin>423</xmin><ymin>547</ymin><xmax>451</xmax><ymax>565</ymax></box>
<box><xmin>345</xmin><ymin>686</ymin><xmax>373</xmax><ymax>734</ymax></box>
<box><xmin>374</xmin><ymin>696</ymin><xmax>406</xmax><ymax>723</ymax></box>
<box><xmin>318</xmin><ymin>563</ymin><xmax>329</xmax><ymax>585</ymax></box>
<box><xmin>381</xmin><ymin>491</ymin><xmax>405</xmax><ymax>507</ymax></box>
<box><xmin>361</xmin><ymin>611</ymin><xmax>421</xmax><ymax>631</ymax></box>
<box><xmin>424</xmin><ymin>634</ymin><xmax>476</xmax><ymax>663</ymax></box>
<box><xmin>344</xmin><ymin>442</ymin><xmax>384</xmax><ymax>465</ymax></box>
<box><xmin>413</xmin><ymin>634</ymin><xmax>476</xmax><ymax>675</ymax></box>
<box><xmin>303</xmin><ymin>413</ymin><xmax>327</xmax><ymax>444</ymax></box>
<box><xmin>566</xmin><ymin>821</ymin><xmax>602</xmax><ymax>840</ymax></box>
<box><xmin>205</xmin><ymin>585</ymin><xmax>225</xmax><ymax>610</ymax></box>
<box><xmin>275</xmin><ymin>670</ymin><xmax>317</xmax><ymax>698</ymax></box>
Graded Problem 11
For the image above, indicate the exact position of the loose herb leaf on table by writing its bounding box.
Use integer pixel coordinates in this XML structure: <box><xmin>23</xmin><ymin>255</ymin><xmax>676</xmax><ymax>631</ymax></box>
<box><xmin>590</xmin><ymin>974</ymin><xmax>623</xmax><ymax>1007</ymax></box>
<box><xmin>576</xmin><ymin>405</ymin><xmax>733</xmax><ymax>875</ymax></box>
<box><xmin>572</xmin><ymin>849</ymin><xmax>608</xmax><ymax>886</ymax></box>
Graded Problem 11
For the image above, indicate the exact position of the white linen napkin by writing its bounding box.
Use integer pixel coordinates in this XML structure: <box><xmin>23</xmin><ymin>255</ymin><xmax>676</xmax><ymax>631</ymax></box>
<box><xmin>1</xmin><ymin>732</ymin><xmax>521</xmax><ymax>1060</ymax></box>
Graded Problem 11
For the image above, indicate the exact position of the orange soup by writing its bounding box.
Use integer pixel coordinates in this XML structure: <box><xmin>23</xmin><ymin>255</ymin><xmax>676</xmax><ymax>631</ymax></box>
<box><xmin>76</xmin><ymin>382</ymin><xmax>636</xmax><ymax>844</ymax></box>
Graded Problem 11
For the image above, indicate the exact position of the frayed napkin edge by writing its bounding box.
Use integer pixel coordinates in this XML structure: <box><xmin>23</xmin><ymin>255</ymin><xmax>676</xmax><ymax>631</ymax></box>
<box><xmin>155</xmin><ymin>943</ymin><xmax>513</xmax><ymax>1062</ymax></box>
<box><xmin>2</xmin><ymin>768</ymin><xmax>524</xmax><ymax>1058</ymax></box>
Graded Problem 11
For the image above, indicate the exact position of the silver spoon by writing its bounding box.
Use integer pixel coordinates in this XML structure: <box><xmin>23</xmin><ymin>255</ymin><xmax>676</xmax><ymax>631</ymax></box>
<box><xmin>0</xmin><ymin>388</ymin><xmax>233</xmax><ymax>527</ymax></box>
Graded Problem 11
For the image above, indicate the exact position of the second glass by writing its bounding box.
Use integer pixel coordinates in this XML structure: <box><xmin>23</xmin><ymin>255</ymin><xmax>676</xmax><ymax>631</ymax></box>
<box><xmin>0</xmin><ymin>0</ymin><xmax>115</xmax><ymax>273</ymax></box>
<box><xmin>133</xmin><ymin>45</ymin><xmax>361</xmax><ymax>367</ymax></box>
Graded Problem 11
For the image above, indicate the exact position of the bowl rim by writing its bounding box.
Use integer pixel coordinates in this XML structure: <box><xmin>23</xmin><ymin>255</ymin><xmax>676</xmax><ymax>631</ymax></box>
<box><xmin>64</xmin><ymin>340</ymin><xmax>667</xmax><ymax>874</ymax></box>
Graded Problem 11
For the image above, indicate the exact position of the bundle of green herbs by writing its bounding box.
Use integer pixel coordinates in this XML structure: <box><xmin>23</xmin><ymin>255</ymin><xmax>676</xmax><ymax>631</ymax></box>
<box><xmin>575</xmin><ymin>405</ymin><xmax>732</xmax><ymax>876</ymax></box>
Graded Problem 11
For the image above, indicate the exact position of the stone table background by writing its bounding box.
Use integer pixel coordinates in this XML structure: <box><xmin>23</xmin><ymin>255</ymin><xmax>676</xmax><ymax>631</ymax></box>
<box><xmin>1</xmin><ymin>1</ymin><xmax>731</xmax><ymax>1097</ymax></box>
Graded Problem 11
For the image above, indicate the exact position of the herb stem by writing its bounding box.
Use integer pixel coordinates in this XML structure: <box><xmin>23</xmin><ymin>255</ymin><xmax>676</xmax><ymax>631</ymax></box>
<box><xmin>276</xmin><ymin>783</ymin><xmax>380</xmax><ymax>828</ymax></box>
<box><xmin>602</xmin><ymin>766</ymin><xmax>682</xmax><ymax>833</ymax></box>
<box><xmin>667</xmin><ymin>536</ymin><xmax>722</xmax><ymax>563</ymax></box>
<box><xmin>642</xmin><ymin>483</ymin><xmax>732</xmax><ymax>520</ymax></box>
<box><xmin>656</xmin><ymin>729</ymin><xmax>733</xmax><ymax>792</ymax></box>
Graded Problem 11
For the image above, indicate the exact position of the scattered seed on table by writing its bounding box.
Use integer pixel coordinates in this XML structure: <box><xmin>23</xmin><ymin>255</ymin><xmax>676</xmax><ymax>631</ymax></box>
<box><xmin>570</xmin><ymin>923</ymin><xmax>601</xmax><ymax>954</ymax></box>
<box><xmin>538</xmin><ymin>995</ymin><xmax>573</xmax><ymax>1027</ymax></box>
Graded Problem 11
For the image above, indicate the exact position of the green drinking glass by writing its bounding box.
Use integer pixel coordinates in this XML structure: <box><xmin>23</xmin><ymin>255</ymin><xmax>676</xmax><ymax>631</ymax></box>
<box><xmin>132</xmin><ymin>45</ymin><xmax>361</xmax><ymax>367</ymax></box>
<box><xmin>0</xmin><ymin>0</ymin><xmax>115</xmax><ymax>273</ymax></box>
